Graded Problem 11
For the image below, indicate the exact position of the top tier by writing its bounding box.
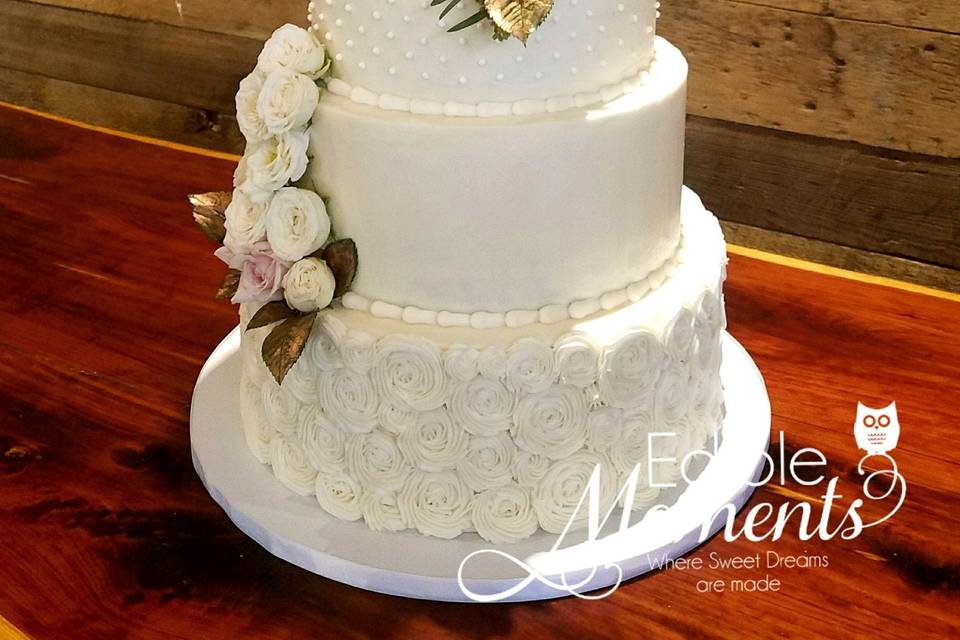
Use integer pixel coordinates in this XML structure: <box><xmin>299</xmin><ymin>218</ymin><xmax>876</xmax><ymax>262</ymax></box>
<box><xmin>307</xmin><ymin>0</ymin><xmax>657</xmax><ymax>104</ymax></box>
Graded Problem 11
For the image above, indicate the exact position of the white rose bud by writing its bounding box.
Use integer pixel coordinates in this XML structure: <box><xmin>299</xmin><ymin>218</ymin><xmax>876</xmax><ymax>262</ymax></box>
<box><xmin>235</xmin><ymin>71</ymin><xmax>270</xmax><ymax>143</ymax></box>
<box><xmin>223</xmin><ymin>189</ymin><xmax>269</xmax><ymax>253</ymax></box>
<box><xmin>239</xmin><ymin>129</ymin><xmax>310</xmax><ymax>203</ymax></box>
<box><xmin>283</xmin><ymin>258</ymin><xmax>337</xmax><ymax>312</ymax></box>
<box><xmin>265</xmin><ymin>187</ymin><xmax>331</xmax><ymax>261</ymax></box>
<box><xmin>258</xmin><ymin>69</ymin><xmax>320</xmax><ymax>135</ymax></box>
<box><xmin>258</xmin><ymin>24</ymin><xmax>329</xmax><ymax>79</ymax></box>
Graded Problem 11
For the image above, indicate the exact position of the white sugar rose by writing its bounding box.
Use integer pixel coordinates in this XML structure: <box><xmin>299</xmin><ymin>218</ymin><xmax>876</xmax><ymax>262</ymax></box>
<box><xmin>258</xmin><ymin>69</ymin><xmax>320</xmax><ymax>135</ymax></box>
<box><xmin>472</xmin><ymin>483</ymin><xmax>539</xmax><ymax>544</ymax></box>
<box><xmin>315</xmin><ymin>469</ymin><xmax>364</xmax><ymax>521</ymax></box>
<box><xmin>283</xmin><ymin>258</ymin><xmax>337</xmax><ymax>312</ymax></box>
<box><xmin>261</xmin><ymin>381</ymin><xmax>299</xmax><ymax>436</ymax></box>
<box><xmin>505</xmin><ymin>338</ymin><xmax>556</xmax><ymax>394</ymax></box>
<box><xmin>533</xmin><ymin>451</ymin><xmax>617</xmax><ymax>534</ymax></box>
<box><xmin>457</xmin><ymin>433</ymin><xmax>517</xmax><ymax>492</ymax></box>
<box><xmin>598</xmin><ymin>330</ymin><xmax>665</xmax><ymax>409</ymax></box>
<box><xmin>270</xmin><ymin>436</ymin><xmax>317</xmax><ymax>496</ymax></box>
<box><xmin>319</xmin><ymin>368</ymin><xmax>379</xmax><ymax>433</ymax></box>
<box><xmin>297</xmin><ymin>405</ymin><xmax>346</xmax><ymax>471</ymax></box>
<box><xmin>513</xmin><ymin>385</ymin><xmax>587</xmax><ymax>460</ymax></box>
<box><xmin>444</xmin><ymin>344</ymin><xmax>480</xmax><ymax>382</ymax></box>
<box><xmin>397</xmin><ymin>408</ymin><xmax>469</xmax><ymax>472</ymax></box>
<box><xmin>339</xmin><ymin>330</ymin><xmax>376</xmax><ymax>374</ymax></box>
<box><xmin>586</xmin><ymin>406</ymin><xmax>624</xmax><ymax>453</ymax></box>
<box><xmin>372</xmin><ymin>335</ymin><xmax>447</xmax><ymax>411</ymax></box>
<box><xmin>554</xmin><ymin>333</ymin><xmax>599</xmax><ymax>388</ymax></box>
<box><xmin>513</xmin><ymin>450</ymin><xmax>551</xmax><ymax>488</ymax></box>
<box><xmin>360</xmin><ymin>489</ymin><xmax>408</xmax><ymax>532</ymax></box>
<box><xmin>449</xmin><ymin>377</ymin><xmax>515</xmax><ymax>436</ymax></box>
<box><xmin>238</xmin><ymin>129</ymin><xmax>310</xmax><ymax>203</ymax></box>
<box><xmin>240</xmin><ymin>377</ymin><xmax>273</xmax><ymax>463</ymax></box>
<box><xmin>258</xmin><ymin>24</ymin><xmax>329</xmax><ymax>79</ymax></box>
<box><xmin>398</xmin><ymin>470</ymin><xmax>472</xmax><ymax>539</ymax></box>
<box><xmin>235</xmin><ymin>71</ymin><xmax>270</xmax><ymax>143</ymax></box>
<box><xmin>265</xmin><ymin>187</ymin><xmax>331</xmax><ymax>262</ymax></box>
<box><xmin>346</xmin><ymin>430</ymin><xmax>412</xmax><ymax>492</ymax></box>
<box><xmin>377</xmin><ymin>401</ymin><xmax>416</xmax><ymax>435</ymax></box>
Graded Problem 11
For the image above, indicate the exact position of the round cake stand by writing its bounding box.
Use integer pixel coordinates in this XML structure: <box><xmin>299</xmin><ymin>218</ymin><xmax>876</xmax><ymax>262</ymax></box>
<box><xmin>190</xmin><ymin>329</ymin><xmax>771</xmax><ymax>602</ymax></box>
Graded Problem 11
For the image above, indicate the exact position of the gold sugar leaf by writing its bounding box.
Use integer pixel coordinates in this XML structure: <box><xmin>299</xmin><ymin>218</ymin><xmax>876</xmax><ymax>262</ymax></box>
<box><xmin>215</xmin><ymin>269</ymin><xmax>241</xmax><ymax>300</ymax></box>
<box><xmin>483</xmin><ymin>0</ymin><xmax>553</xmax><ymax>43</ymax></box>
<box><xmin>247</xmin><ymin>300</ymin><xmax>299</xmax><ymax>331</ymax></box>
<box><xmin>189</xmin><ymin>191</ymin><xmax>231</xmax><ymax>244</ymax></box>
<box><xmin>320</xmin><ymin>238</ymin><xmax>358</xmax><ymax>298</ymax></box>
<box><xmin>261</xmin><ymin>312</ymin><xmax>318</xmax><ymax>384</ymax></box>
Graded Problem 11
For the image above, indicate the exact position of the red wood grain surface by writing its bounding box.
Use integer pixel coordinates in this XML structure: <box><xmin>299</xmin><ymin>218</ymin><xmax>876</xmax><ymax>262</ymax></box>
<box><xmin>0</xmin><ymin>105</ymin><xmax>958</xmax><ymax>639</ymax></box>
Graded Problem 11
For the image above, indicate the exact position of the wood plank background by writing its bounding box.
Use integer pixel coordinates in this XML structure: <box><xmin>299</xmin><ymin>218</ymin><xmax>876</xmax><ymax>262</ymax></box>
<box><xmin>0</xmin><ymin>0</ymin><xmax>958</xmax><ymax>287</ymax></box>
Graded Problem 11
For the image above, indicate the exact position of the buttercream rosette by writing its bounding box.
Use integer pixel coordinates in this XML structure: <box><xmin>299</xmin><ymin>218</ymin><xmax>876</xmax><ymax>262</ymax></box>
<box><xmin>513</xmin><ymin>450</ymin><xmax>552</xmax><ymax>488</ymax></box>
<box><xmin>513</xmin><ymin>385</ymin><xmax>587</xmax><ymax>459</ymax></box>
<box><xmin>554</xmin><ymin>333</ymin><xmax>600</xmax><ymax>388</ymax></box>
<box><xmin>377</xmin><ymin>400</ymin><xmax>416</xmax><ymax>435</ymax></box>
<box><xmin>319</xmin><ymin>367</ymin><xmax>380</xmax><ymax>433</ymax></box>
<box><xmin>297</xmin><ymin>405</ymin><xmax>346</xmax><ymax>471</ymax></box>
<box><xmin>663</xmin><ymin>306</ymin><xmax>696</xmax><ymax>364</ymax></box>
<box><xmin>269</xmin><ymin>435</ymin><xmax>317</xmax><ymax>496</ymax></box>
<box><xmin>397</xmin><ymin>408</ymin><xmax>469</xmax><ymax>471</ymax></box>
<box><xmin>339</xmin><ymin>330</ymin><xmax>377</xmax><ymax>374</ymax></box>
<box><xmin>585</xmin><ymin>406</ymin><xmax>624</xmax><ymax>453</ymax></box>
<box><xmin>306</xmin><ymin>318</ymin><xmax>343</xmax><ymax>371</ymax></box>
<box><xmin>449</xmin><ymin>376</ymin><xmax>516</xmax><ymax>436</ymax></box>
<box><xmin>598</xmin><ymin>330</ymin><xmax>665</xmax><ymax>409</ymax></box>
<box><xmin>360</xmin><ymin>489</ymin><xmax>408</xmax><ymax>532</ymax></box>
<box><xmin>533</xmin><ymin>452</ymin><xmax>618</xmax><ymax>534</ymax></box>
<box><xmin>398</xmin><ymin>470</ymin><xmax>473</xmax><ymax>539</ymax></box>
<box><xmin>472</xmin><ymin>483</ymin><xmax>539</xmax><ymax>544</ymax></box>
<box><xmin>505</xmin><ymin>338</ymin><xmax>557</xmax><ymax>394</ymax></box>
<box><xmin>477</xmin><ymin>345</ymin><xmax>507</xmax><ymax>381</ymax></box>
<box><xmin>240</xmin><ymin>376</ymin><xmax>273</xmax><ymax>463</ymax></box>
<box><xmin>314</xmin><ymin>469</ymin><xmax>364</xmax><ymax>521</ymax></box>
<box><xmin>372</xmin><ymin>335</ymin><xmax>448</xmax><ymax>411</ymax></box>
<box><xmin>283</xmin><ymin>355</ymin><xmax>322</xmax><ymax>405</ymax></box>
<box><xmin>456</xmin><ymin>432</ymin><xmax>518</xmax><ymax>492</ymax></box>
<box><xmin>443</xmin><ymin>344</ymin><xmax>480</xmax><ymax>382</ymax></box>
<box><xmin>346</xmin><ymin>429</ymin><xmax>412</xmax><ymax>492</ymax></box>
<box><xmin>261</xmin><ymin>381</ymin><xmax>300</xmax><ymax>436</ymax></box>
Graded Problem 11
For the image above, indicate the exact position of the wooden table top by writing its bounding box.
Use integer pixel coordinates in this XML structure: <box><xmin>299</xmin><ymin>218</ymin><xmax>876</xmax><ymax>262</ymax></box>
<box><xmin>1</xmin><ymin>103</ymin><xmax>958</xmax><ymax>639</ymax></box>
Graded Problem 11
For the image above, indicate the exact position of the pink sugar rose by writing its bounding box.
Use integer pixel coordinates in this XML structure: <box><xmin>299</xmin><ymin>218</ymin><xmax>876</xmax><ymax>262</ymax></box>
<box><xmin>215</xmin><ymin>241</ymin><xmax>290</xmax><ymax>304</ymax></box>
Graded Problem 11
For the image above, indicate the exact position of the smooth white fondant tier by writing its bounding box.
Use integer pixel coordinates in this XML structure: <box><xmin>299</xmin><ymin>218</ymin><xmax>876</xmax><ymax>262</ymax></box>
<box><xmin>308</xmin><ymin>38</ymin><xmax>687</xmax><ymax>314</ymax></box>
<box><xmin>307</xmin><ymin>0</ymin><xmax>656</xmax><ymax>104</ymax></box>
<box><xmin>235</xmin><ymin>194</ymin><xmax>727</xmax><ymax>543</ymax></box>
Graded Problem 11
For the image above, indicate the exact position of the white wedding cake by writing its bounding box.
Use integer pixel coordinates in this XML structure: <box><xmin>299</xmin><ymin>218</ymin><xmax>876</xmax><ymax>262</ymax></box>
<box><xmin>194</xmin><ymin>0</ymin><xmax>727</xmax><ymax>544</ymax></box>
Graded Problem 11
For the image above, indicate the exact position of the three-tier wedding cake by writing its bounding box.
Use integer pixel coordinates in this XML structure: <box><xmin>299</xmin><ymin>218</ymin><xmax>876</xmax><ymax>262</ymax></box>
<box><xmin>194</xmin><ymin>0</ymin><xmax>727</xmax><ymax>545</ymax></box>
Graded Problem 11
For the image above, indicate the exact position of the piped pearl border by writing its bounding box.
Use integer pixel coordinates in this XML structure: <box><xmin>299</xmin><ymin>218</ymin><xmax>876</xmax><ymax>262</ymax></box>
<box><xmin>323</xmin><ymin>51</ymin><xmax>664</xmax><ymax>118</ymax></box>
<box><xmin>341</xmin><ymin>234</ymin><xmax>685</xmax><ymax>329</ymax></box>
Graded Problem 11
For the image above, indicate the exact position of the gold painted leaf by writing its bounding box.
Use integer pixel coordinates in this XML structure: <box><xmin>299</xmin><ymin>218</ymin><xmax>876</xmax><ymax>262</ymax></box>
<box><xmin>321</xmin><ymin>238</ymin><xmax>358</xmax><ymax>298</ymax></box>
<box><xmin>189</xmin><ymin>191</ymin><xmax>231</xmax><ymax>244</ymax></box>
<box><xmin>483</xmin><ymin>0</ymin><xmax>553</xmax><ymax>43</ymax></box>
<box><xmin>261</xmin><ymin>312</ymin><xmax>317</xmax><ymax>384</ymax></box>
<box><xmin>215</xmin><ymin>269</ymin><xmax>241</xmax><ymax>301</ymax></box>
<box><xmin>247</xmin><ymin>300</ymin><xmax>299</xmax><ymax>331</ymax></box>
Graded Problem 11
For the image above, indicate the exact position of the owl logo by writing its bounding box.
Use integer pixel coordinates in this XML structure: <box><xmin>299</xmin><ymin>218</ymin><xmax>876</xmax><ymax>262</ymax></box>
<box><xmin>854</xmin><ymin>401</ymin><xmax>900</xmax><ymax>455</ymax></box>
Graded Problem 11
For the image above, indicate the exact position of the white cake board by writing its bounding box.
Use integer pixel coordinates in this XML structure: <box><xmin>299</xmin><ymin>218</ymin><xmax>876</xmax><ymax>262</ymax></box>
<box><xmin>191</xmin><ymin>329</ymin><xmax>770</xmax><ymax>602</ymax></box>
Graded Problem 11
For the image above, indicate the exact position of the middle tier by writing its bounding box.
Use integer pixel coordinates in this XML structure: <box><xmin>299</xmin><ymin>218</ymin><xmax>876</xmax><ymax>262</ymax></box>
<box><xmin>308</xmin><ymin>37</ymin><xmax>687</xmax><ymax>317</ymax></box>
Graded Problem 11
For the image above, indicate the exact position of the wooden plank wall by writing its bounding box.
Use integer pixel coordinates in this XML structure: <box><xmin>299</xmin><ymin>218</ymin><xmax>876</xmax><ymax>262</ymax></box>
<box><xmin>1</xmin><ymin>0</ymin><xmax>958</xmax><ymax>288</ymax></box>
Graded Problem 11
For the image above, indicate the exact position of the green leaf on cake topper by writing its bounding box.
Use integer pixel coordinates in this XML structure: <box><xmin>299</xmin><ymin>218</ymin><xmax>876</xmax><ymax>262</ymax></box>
<box><xmin>483</xmin><ymin>0</ymin><xmax>553</xmax><ymax>43</ymax></box>
<box><xmin>189</xmin><ymin>191</ymin><xmax>231</xmax><ymax>244</ymax></box>
<box><xmin>261</xmin><ymin>312</ymin><xmax>318</xmax><ymax>384</ymax></box>
<box><xmin>215</xmin><ymin>269</ymin><xmax>241</xmax><ymax>301</ymax></box>
<box><xmin>246</xmin><ymin>300</ymin><xmax>301</xmax><ymax>330</ymax></box>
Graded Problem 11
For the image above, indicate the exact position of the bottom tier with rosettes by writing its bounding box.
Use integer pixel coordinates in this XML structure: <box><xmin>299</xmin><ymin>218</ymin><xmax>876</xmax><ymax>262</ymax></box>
<box><xmin>236</xmin><ymin>188</ymin><xmax>728</xmax><ymax>544</ymax></box>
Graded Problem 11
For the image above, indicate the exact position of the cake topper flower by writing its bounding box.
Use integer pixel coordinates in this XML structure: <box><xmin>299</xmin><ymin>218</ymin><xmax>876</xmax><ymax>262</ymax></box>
<box><xmin>190</xmin><ymin>24</ymin><xmax>358</xmax><ymax>385</ymax></box>
<box><xmin>434</xmin><ymin>0</ymin><xmax>554</xmax><ymax>43</ymax></box>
